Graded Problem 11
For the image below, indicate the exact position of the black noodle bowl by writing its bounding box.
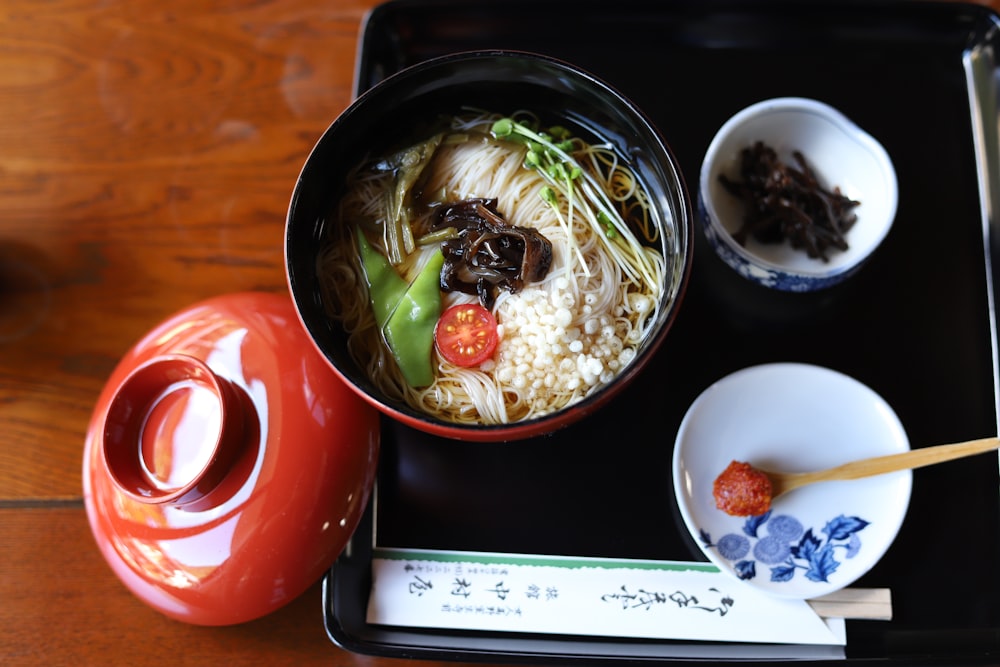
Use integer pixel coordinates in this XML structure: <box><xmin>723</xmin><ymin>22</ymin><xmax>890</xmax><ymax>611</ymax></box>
<box><xmin>285</xmin><ymin>50</ymin><xmax>692</xmax><ymax>442</ymax></box>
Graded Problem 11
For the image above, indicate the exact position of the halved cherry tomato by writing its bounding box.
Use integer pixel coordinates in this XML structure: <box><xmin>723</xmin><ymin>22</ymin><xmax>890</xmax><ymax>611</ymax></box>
<box><xmin>434</xmin><ymin>303</ymin><xmax>499</xmax><ymax>367</ymax></box>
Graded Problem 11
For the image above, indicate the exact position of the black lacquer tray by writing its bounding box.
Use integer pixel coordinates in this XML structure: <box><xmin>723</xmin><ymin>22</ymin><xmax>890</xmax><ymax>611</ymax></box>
<box><xmin>324</xmin><ymin>1</ymin><xmax>1000</xmax><ymax>663</ymax></box>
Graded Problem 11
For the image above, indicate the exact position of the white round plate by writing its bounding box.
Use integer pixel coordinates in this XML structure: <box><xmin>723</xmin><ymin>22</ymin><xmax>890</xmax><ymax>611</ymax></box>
<box><xmin>672</xmin><ymin>363</ymin><xmax>912</xmax><ymax>599</ymax></box>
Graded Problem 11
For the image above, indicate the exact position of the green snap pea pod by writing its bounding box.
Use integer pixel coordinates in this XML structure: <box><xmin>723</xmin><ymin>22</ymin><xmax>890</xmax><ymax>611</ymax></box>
<box><xmin>383</xmin><ymin>249</ymin><xmax>445</xmax><ymax>387</ymax></box>
<box><xmin>357</xmin><ymin>227</ymin><xmax>408</xmax><ymax>329</ymax></box>
<box><xmin>357</xmin><ymin>227</ymin><xmax>444</xmax><ymax>386</ymax></box>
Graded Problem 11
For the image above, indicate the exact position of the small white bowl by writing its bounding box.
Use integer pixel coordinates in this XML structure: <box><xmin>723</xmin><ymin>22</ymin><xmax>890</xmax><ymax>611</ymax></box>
<box><xmin>672</xmin><ymin>363</ymin><xmax>911</xmax><ymax>599</ymax></box>
<box><xmin>699</xmin><ymin>98</ymin><xmax>898</xmax><ymax>291</ymax></box>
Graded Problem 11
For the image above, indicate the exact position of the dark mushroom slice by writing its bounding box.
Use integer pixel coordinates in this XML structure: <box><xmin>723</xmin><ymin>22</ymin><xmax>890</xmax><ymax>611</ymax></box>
<box><xmin>434</xmin><ymin>198</ymin><xmax>553</xmax><ymax>309</ymax></box>
<box><xmin>718</xmin><ymin>141</ymin><xmax>860</xmax><ymax>262</ymax></box>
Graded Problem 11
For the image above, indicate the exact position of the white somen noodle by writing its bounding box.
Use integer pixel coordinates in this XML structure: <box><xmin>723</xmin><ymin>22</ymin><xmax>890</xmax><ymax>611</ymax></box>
<box><xmin>317</xmin><ymin>111</ymin><xmax>665</xmax><ymax>425</ymax></box>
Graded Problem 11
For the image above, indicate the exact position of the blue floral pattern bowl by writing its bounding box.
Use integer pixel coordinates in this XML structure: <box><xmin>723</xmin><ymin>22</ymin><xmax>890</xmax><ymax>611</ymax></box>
<box><xmin>698</xmin><ymin>98</ymin><xmax>897</xmax><ymax>292</ymax></box>
<box><xmin>698</xmin><ymin>196</ymin><xmax>867</xmax><ymax>292</ymax></box>
<box><xmin>672</xmin><ymin>363</ymin><xmax>911</xmax><ymax>599</ymax></box>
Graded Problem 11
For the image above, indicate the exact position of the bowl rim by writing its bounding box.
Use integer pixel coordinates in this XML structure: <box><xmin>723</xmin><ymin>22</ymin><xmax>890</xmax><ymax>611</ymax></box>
<box><xmin>699</xmin><ymin>96</ymin><xmax>898</xmax><ymax>281</ymax></box>
<box><xmin>284</xmin><ymin>49</ymin><xmax>694</xmax><ymax>441</ymax></box>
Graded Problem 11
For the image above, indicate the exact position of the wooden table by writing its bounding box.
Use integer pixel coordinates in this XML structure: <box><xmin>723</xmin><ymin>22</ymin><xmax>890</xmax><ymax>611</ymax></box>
<box><xmin>0</xmin><ymin>1</ymin><xmax>995</xmax><ymax>664</ymax></box>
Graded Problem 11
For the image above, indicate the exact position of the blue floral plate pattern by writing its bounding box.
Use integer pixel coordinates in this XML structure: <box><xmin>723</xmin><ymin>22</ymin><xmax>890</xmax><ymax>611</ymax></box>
<box><xmin>672</xmin><ymin>363</ymin><xmax>912</xmax><ymax>599</ymax></box>
<box><xmin>701</xmin><ymin>511</ymin><xmax>869</xmax><ymax>586</ymax></box>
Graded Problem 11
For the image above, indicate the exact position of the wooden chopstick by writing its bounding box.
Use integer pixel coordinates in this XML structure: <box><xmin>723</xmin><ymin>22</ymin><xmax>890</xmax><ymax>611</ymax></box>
<box><xmin>807</xmin><ymin>588</ymin><xmax>892</xmax><ymax>620</ymax></box>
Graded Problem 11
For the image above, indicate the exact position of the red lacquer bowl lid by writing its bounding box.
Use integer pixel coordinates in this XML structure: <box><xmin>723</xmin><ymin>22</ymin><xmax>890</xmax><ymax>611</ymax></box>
<box><xmin>82</xmin><ymin>292</ymin><xmax>380</xmax><ymax>626</ymax></box>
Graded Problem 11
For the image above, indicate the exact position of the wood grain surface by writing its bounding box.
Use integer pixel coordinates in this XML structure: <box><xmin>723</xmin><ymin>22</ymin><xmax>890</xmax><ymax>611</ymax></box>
<box><xmin>0</xmin><ymin>0</ymin><xmax>994</xmax><ymax>664</ymax></box>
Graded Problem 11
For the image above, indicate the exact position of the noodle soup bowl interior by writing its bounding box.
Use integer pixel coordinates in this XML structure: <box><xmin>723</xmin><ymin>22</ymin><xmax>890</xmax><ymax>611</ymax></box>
<box><xmin>285</xmin><ymin>51</ymin><xmax>692</xmax><ymax>442</ymax></box>
<box><xmin>699</xmin><ymin>97</ymin><xmax>897</xmax><ymax>292</ymax></box>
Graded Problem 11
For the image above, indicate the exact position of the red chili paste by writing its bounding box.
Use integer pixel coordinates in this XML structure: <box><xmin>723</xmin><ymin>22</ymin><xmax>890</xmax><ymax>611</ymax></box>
<box><xmin>712</xmin><ymin>460</ymin><xmax>773</xmax><ymax>517</ymax></box>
